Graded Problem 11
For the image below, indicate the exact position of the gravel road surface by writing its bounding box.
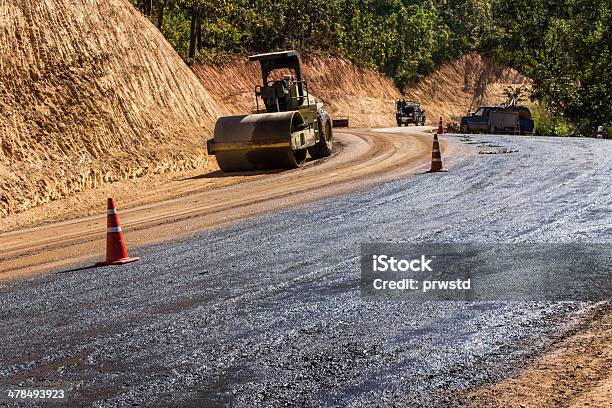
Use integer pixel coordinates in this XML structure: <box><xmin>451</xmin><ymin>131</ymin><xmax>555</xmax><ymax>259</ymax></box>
<box><xmin>0</xmin><ymin>128</ymin><xmax>438</xmax><ymax>281</ymax></box>
<box><xmin>1</xmin><ymin>132</ymin><xmax>610</xmax><ymax>407</ymax></box>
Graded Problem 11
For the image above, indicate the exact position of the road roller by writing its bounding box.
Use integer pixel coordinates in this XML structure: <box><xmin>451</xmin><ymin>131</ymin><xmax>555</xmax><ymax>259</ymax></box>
<box><xmin>207</xmin><ymin>50</ymin><xmax>333</xmax><ymax>172</ymax></box>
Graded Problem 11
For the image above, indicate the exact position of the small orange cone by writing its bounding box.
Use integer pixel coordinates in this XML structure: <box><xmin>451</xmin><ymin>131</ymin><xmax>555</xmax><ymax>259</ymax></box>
<box><xmin>96</xmin><ymin>198</ymin><xmax>140</xmax><ymax>266</ymax></box>
<box><xmin>427</xmin><ymin>133</ymin><xmax>444</xmax><ymax>173</ymax></box>
<box><xmin>437</xmin><ymin>117</ymin><xmax>444</xmax><ymax>134</ymax></box>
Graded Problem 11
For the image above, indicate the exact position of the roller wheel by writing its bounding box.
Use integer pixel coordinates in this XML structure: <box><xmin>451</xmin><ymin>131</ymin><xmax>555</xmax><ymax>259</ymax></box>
<box><xmin>309</xmin><ymin>111</ymin><xmax>333</xmax><ymax>159</ymax></box>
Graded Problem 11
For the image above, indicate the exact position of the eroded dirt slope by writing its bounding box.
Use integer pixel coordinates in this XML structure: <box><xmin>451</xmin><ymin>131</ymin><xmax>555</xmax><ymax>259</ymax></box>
<box><xmin>192</xmin><ymin>54</ymin><xmax>402</xmax><ymax>128</ymax></box>
<box><xmin>0</xmin><ymin>0</ymin><xmax>219</xmax><ymax>217</ymax></box>
<box><xmin>193</xmin><ymin>52</ymin><xmax>531</xmax><ymax>130</ymax></box>
<box><xmin>404</xmin><ymin>53</ymin><xmax>531</xmax><ymax>123</ymax></box>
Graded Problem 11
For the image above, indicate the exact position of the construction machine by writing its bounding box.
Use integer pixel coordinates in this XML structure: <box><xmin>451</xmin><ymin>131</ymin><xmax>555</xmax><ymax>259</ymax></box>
<box><xmin>207</xmin><ymin>51</ymin><xmax>333</xmax><ymax>172</ymax></box>
<box><xmin>396</xmin><ymin>100</ymin><xmax>426</xmax><ymax>126</ymax></box>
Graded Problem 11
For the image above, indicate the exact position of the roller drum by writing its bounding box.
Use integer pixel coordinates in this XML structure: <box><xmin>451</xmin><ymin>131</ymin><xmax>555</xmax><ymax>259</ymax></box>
<box><xmin>211</xmin><ymin>111</ymin><xmax>305</xmax><ymax>172</ymax></box>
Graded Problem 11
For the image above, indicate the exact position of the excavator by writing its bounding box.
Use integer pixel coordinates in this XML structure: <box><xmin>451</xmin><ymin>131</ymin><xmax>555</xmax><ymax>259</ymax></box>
<box><xmin>207</xmin><ymin>50</ymin><xmax>333</xmax><ymax>172</ymax></box>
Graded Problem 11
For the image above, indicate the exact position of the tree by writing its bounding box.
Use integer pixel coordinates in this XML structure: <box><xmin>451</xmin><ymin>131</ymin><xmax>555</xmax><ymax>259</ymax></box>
<box><xmin>136</xmin><ymin>0</ymin><xmax>152</xmax><ymax>15</ymax></box>
<box><xmin>188</xmin><ymin>3</ymin><xmax>199</xmax><ymax>59</ymax></box>
<box><xmin>155</xmin><ymin>0</ymin><xmax>165</xmax><ymax>30</ymax></box>
<box><xmin>489</xmin><ymin>0</ymin><xmax>611</xmax><ymax>134</ymax></box>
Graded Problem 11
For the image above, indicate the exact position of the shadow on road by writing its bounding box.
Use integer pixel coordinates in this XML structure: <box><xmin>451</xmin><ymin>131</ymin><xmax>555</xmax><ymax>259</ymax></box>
<box><xmin>184</xmin><ymin>169</ymin><xmax>283</xmax><ymax>180</ymax></box>
<box><xmin>56</xmin><ymin>264</ymin><xmax>101</xmax><ymax>275</ymax></box>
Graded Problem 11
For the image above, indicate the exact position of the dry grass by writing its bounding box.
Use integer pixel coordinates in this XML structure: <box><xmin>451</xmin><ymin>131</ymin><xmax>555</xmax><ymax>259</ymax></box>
<box><xmin>0</xmin><ymin>0</ymin><xmax>219</xmax><ymax>217</ymax></box>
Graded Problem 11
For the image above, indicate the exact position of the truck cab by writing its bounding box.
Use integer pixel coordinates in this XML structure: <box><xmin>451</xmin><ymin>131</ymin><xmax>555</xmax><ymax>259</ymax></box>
<box><xmin>460</xmin><ymin>106</ymin><xmax>501</xmax><ymax>133</ymax></box>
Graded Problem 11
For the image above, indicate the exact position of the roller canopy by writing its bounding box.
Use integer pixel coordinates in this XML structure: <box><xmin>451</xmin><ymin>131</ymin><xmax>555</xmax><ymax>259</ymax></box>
<box><xmin>249</xmin><ymin>50</ymin><xmax>304</xmax><ymax>96</ymax></box>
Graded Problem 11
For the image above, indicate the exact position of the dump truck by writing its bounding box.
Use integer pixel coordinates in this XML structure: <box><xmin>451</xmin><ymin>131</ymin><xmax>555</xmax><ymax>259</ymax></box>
<box><xmin>207</xmin><ymin>51</ymin><xmax>333</xmax><ymax>172</ymax></box>
<box><xmin>396</xmin><ymin>100</ymin><xmax>426</xmax><ymax>126</ymax></box>
<box><xmin>460</xmin><ymin>106</ymin><xmax>534</xmax><ymax>135</ymax></box>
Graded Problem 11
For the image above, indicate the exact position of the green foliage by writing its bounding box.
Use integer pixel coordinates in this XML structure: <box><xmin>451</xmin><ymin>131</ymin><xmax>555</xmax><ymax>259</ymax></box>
<box><xmin>489</xmin><ymin>0</ymin><xmax>611</xmax><ymax>135</ymax></box>
<box><xmin>129</xmin><ymin>0</ymin><xmax>489</xmax><ymax>87</ymax></box>
<box><xmin>160</xmin><ymin>4</ymin><xmax>192</xmax><ymax>56</ymax></box>
<box><xmin>129</xmin><ymin>0</ymin><xmax>609</xmax><ymax>134</ymax></box>
<box><xmin>531</xmin><ymin>103</ymin><xmax>574</xmax><ymax>136</ymax></box>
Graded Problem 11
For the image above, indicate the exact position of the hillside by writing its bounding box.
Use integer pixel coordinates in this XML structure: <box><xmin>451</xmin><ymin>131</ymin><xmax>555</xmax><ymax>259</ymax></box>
<box><xmin>193</xmin><ymin>53</ymin><xmax>530</xmax><ymax>129</ymax></box>
<box><xmin>0</xmin><ymin>0</ymin><xmax>219</xmax><ymax>217</ymax></box>
<box><xmin>192</xmin><ymin>55</ymin><xmax>401</xmax><ymax>128</ymax></box>
<box><xmin>404</xmin><ymin>53</ymin><xmax>532</xmax><ymax>123</ymax></box>
<box><xmin>0</xmin><ymin>1</ymin><xmax>531</xmax><ymax>220</ymax></box>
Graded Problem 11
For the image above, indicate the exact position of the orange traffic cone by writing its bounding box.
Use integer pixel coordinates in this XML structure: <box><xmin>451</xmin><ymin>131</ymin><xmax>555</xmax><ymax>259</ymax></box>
<box><xmin>96</xmin><ymin>198</ymin><xmax>140</xmax><ymax>266</ymax></box>
<box><xmin>437</xmin><ymin>117</ymin><xmax>444</xmax><ymax>134</ymax></box>
<box><xmin>427</xmin><ymin>133</ymin><xmax>444</xmax><ymax>173</ymax></box>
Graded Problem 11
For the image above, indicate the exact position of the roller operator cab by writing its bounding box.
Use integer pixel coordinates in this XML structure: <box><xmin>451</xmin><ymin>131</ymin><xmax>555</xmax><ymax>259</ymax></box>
<box><xmin>207</xmin><ymin>51</ymin><xmax>333</xmax><ymax>172</ymax></box>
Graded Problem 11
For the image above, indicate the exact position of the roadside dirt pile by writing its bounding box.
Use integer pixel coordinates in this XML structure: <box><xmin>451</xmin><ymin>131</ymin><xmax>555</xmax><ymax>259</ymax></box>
<box><xmin>192</xmin><ymin>54</ymin><xmax>401</xmax><ymax>128</ymax></box>
<box><xmin>404</xmin><ymin>53</ymin><xmax>531</xmax><ymax>124</ymax></box>
<box><xmin>0</xmin><ymin>6</ymin><xmax>529</xmax><ymax>222</ymax></box>
<box><xmin>468</xmin><ymin>307</ymin><xmax>612</xmax><ymax>408</ymax></box>
<box><xmin>0</xmin><ymin>0</ymin><xmax>218</xmax><ymax>217</ymax></box>
<box><xmin>193</xmin><ymin>52</ymin><xmax>529</xmax><ymax>129</ymax></box>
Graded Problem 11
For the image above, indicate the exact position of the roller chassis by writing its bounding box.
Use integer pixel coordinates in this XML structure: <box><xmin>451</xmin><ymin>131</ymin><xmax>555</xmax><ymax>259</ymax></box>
<box><xmin>207</xmin><ymin>51</ymin><xmax>333</xmax><ymax>172</ymax></box>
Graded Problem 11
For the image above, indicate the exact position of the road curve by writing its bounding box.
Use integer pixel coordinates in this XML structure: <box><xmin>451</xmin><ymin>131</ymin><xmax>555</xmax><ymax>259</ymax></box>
<box><xmin>0</xmin><ymin>134</ymin><xmax>609</xmax><ymax>407</ymax></box>
<box><xmin>0</xmin><ymin>127</ymin><xmax>448</xmax><ymax>281</ymax></box>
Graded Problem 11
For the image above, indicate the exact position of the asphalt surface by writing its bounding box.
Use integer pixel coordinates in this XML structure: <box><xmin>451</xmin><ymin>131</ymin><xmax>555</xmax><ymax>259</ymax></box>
<box><xmin>1</xmin><ymin>133</ymin><xmax>610</xmax><ymax>407</ymax></box>
<box><xmin>0</xmin><ymin>127</ymin><xmax>433</xmax><ymax>280</ymax></box>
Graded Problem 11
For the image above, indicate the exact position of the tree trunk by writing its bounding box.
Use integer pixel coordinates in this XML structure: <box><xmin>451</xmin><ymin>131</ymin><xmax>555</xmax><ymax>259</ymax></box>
<box><xmin>155</xmin><ymin>0</ymin><xmax>165</xmax><ymax>32</ymax></box>
<box><xmin>188</xmin><ymin>5</ymin><xmax>199</xmax><ymax>59</ymax></box>
<box><xmin>140</xmin><ymin>0</ymin><xmax>152</xmax><ymax>16</ymax></box>
<box><xmin>196</xmin><ymin>11</ymin><xmax>203</xmax><ymax>51</ymax></box>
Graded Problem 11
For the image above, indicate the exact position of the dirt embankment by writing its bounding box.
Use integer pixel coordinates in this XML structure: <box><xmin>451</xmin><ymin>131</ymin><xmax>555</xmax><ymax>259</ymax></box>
<box><xmin>191</xmin><ymin>54</ymin><xmax>401</xmax><ymax>128</ymax></box>
<box><xmin>193</xmin><ymin>53</ymin><xmax>531</xmax><ymax>129</ymax></box>
<box><xmin>404</xmin><ymin>53</ymin><xmax>532</xmax><ymax>124</ymax></box>
<box><xmin>467</xmin><ymin>306</ymin><xmax>612</xmax><ymax>408</ymax></box>
<box><xmin>0</xmin><ymin>1</ymin><xmax>529</xmax><ymax>222</ymax></box>
<box><xmin>0</xmin><ymin>0</ymin><xmax>218</xmax><ymax>218</ymax></box>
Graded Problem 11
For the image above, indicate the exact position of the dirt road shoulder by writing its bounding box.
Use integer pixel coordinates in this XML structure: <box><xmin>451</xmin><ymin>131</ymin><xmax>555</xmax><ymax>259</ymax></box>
<box><xmin>1</xmin><ymin>128</ymin><xmax>457</xmax><ymax>282</ymax></box>
<box><xmin>467</xmin><ymin>304</ymin><xmax>612</xmax><ymax>408</ymax></box>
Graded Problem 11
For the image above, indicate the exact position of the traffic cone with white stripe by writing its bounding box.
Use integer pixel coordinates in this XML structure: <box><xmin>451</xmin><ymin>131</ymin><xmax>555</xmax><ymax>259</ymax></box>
<box><xmin>96</xmin><ymin>198</ymin><xmax>140</xmax><ymax>266</ymax></box>
<box><xmin>437</xmin><ymin>117</ymin><xmax>444</xmax><ymax>134</ymax></box>
<box><xmin>427</xmin><ymin>133</ymin><xmax>444</xmax><ymax>173</ymax></box>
